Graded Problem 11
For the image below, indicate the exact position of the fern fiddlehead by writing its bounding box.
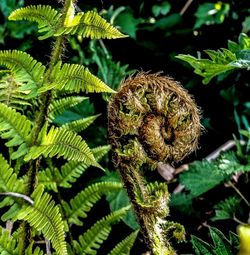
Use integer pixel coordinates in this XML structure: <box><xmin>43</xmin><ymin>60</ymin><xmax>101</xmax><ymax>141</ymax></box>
<box><xmin>108</xmin><ymin>72</ymin><xmax>202</xmax><ymax>254</ymax></box>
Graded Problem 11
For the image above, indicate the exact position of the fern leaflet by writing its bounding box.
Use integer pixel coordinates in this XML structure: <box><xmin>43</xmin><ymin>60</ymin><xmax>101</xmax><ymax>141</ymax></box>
<box><xmin>55</xmin><ymin>10</ymin><xmax>127</xmax><ymax>39</ymax></box>
<box><xmin>8</xmin><ymin>5</ymin><xmax>61</xmax><ymax>40</ymax></box>
<box><xmin>61</xmin><ymin>114</ymin><xmax>100</xmax><ymax>133</ymax></box>
<box><xmin>16</xmin><ymin>185</ymin><xmax>67</xmax><ymax>255</ymax></box>
<box><xmin>0</xmin><ymin>74</ymin><xmax>32</xmax><ymax>109</ymax></box>
<box><xmin>49</xmin><ymin>96</ymin><xmax>88</xmax><ymax>121</ymax></box>
<box><xmin>63</xmin><ymin>182</ymin><xmax>122</xmax><ymax>225</ymax></box>
<box><xmin>0</xmin><ymin>103</ymin><xmax>32</xmax><ymax>158</ymax></box>
<box><xmin>24</xmin><ymin>126</ymin><xmax>100</xmax><ymax>167</ymax></box>
<box><xmin>0</xmin><ymin>50</ymin><xmax>45</xmax><ymax>87</ymax></box>
<box><xmin>58</xmin><ymin>145</ymin><xmax>110</xmax><ymax>188</ymax></box>
<box><xmin>39</xmin><ymin>62</ymin><xmax>115</xmax><ymax>93</ymax></box>
<box><xmin>0</xmin><ymin>153</ymin><xmax>24</xmax><ymax>219</ymax></box>
<box><xmin>73</xmin><ymin>206</ymin><xmax>129</xmax><ymax>254</ymax></box>
<box><xmin>108</xmin><ymin>230</ymin><xmax>138</xmax><ymax>255</ymax></box>
<box><xmin>0</xmin><ymin>227</ymin><xmax>19</xmax><ymax>254</ymax></box>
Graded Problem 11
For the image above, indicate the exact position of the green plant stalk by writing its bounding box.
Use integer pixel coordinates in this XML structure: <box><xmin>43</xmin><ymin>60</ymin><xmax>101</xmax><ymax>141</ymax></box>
<box><xmin>108</xmin><ymin>73</ymin><xmax>202</xmax><ymax>254</ymax></box>
<box><xmin>22</xmin><ymin>0</ymin><xmax>73</xmax><ymax>252</ymax></box>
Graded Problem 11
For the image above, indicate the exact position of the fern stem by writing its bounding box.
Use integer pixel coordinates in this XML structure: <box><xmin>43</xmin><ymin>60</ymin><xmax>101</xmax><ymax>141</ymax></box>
<box><xmin>108</xmin><ymin>73</ymin><xmax>202</xmax><ymax>255</ymax></box>
<box><xmin>22</xmin><ymin>1</ymin><xmax>73</xmax><ymax>253</ymax></box>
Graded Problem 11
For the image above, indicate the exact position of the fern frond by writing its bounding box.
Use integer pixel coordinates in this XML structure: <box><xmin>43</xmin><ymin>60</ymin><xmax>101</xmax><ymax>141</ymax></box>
<box><xmin>0</xmin><ymin>50</ymin><xmax>45</xmax><ymax>87</ymax></box>
<box><xmin>61</xmin><ymin>114</ymin><xmax>100</xmax><ymax>132</ymax></box>
<box><xmin>24</xmin><ymin>126</ymin><xmax>99</xmax><ymax>168</ymax></box>
<box><xmin>0</xmin><ymin>103</ymin><xmax>32</xmax><ymax>158</ymax></box>
<box><xmin>108</xmin><ymin>231</ymin><xmax>138</xmax><ymax>255</ymax></box>
<box><xmin>73</xmin><ymin>206</ymin><xmax>129</xmax><ymax>254</ymax></box>
<box><xmin>39</xmin><ymin>63</ymin><xmax>115</xmax><ymax>93</ymax></box>
<box><xmin>25</xmin><ymin>243</ymin><xmax>44</xmax><ymax>255</ymax></box>
<box><xmin>37</xmin><ymin>168</ymin><xmax>59</xmax><ymax>192</ymax></box>
<box><xmin>0</xmin><ymin>226</ymin><xmax>19</xmax><ymax>254</ymax></box>
<box><xmin>0</xmin><ymin>74</ymin><xmax>32</xmax><ymax>109</ymax></box>
<box><xmin>16</xmin><ymin>185</ymin><xmax>67</xmax><ymax>255</ymax></box>
<box><xmin>49</xmin><ymin>96</ymin><xmax>88</xmax><ymax>121</ymax></box>
<box><xmin>63</xmin><ymin>182</ymin><xmax>122</xmax><ymax>225</ymax></box>
<box><xmin>57</xmin><ymin>145</ymin><xmax>110</xmax><ymax>188</ymax></box>
<box><xmin>0</xmin><ymin>154</ymin><xmax>24</xmax><ymax>193</ymax></box>
<box><xmin>8</xmin><ymin>5</ymin><xmax>61</xmax><ymax>40</ymax></box>
<box><xmin>55</xmin><ymin>10</ymin><xmax>127</xmax><ymax>39</ymax></box>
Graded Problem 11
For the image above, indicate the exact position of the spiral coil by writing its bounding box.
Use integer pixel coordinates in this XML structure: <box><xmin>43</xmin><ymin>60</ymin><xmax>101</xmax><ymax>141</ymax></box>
<box><xmin>108</xmin><ymin>72</ymin><xmax>201</xmax><ymax>165</ymax></box>
<box><xmin>108</xmin><ymin>72</ymin><xmax>202</xmax><ymax>255</ymax></box>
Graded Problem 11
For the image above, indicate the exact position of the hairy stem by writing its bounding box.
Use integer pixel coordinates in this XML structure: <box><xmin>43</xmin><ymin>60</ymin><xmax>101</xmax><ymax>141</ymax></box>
<box><xmin>21</xmin><ymin>0</ymin><xmax>72</xmax><ymax>253</ymax></box>
<box><xmin>108</xmin><ymin>73</ymin><xmax>202</xmax><ymax>254</ymax></box>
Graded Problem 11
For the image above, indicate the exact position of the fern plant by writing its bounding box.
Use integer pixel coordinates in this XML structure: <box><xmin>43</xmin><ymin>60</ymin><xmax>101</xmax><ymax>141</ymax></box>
<box><xmin>0</xmin><ymin>1</ymin><xmax>138</xmax><ymax>255</ymax></box>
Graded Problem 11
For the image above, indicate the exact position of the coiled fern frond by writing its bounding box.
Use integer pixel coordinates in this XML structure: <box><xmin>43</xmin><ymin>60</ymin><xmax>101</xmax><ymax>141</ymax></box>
<box><xmin>108</xmin><ymin>72</ymin><xmax>202</xmax><ymax>255</ymax></box>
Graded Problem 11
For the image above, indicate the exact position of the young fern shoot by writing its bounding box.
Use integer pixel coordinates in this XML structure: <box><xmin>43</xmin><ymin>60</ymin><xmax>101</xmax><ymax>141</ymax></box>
<box><xmin>108</xmin><ymin>72</ymin><xmax>202</xmax><ymax>255</ymax></box>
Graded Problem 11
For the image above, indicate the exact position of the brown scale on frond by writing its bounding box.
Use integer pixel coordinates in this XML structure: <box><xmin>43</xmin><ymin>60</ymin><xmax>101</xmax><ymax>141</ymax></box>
<box><xmin>108</xmin><ymin>72</ymin><xmax>202</xmax><ymax>255</ymax></box>
<box><xmin>108</xmin><ymin>72</ymin><xmax>202</xmax><ymax>165</ymax></box>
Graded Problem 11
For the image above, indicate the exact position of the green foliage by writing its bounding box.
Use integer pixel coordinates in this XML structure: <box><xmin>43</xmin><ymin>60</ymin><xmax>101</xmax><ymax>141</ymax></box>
<box><xmin>211</xmin><ymin>196</ymin><xmax>241</xmax><ymax>221</ymax></box>
<box><xmin>63</xmin><ymin>182</ymin><xmax>122</xmax><ymax>226</ymax></box>
<box><xmin>16</xmin><ymin>185</ymin><xmax>67</xmax><ymax>255</ymax></box>
<box><xmin>108</xmin><ymin>230</ymin><xmax>139</xmax><ymax>255</ymax></box>
<box><xmin>73</xmin><ymin>206</ymin><xmax>129</xmax><ymax>255</ymax></box>
<box><xmin>49</xmin><ymin>96</ymin><xmax>88</xmax><ymax>122</ymax></box>
<box><xmin>39</xmin><ymin>62</ymin><xmax>116</xmax><ymax>93</ymax></box>
<box><xmin>0</xmin><ymin>226</ymin><xmax>19</xmax><ymax>254</ymax></box>
<box><xmin>24</xmin><ymin>126</ymin><xmax>98</xmax><ymax>166</ymax></box>
<box><xmin>0</xmin><ymin>73</ymin><xmax>32</xmax><ymax>109</ymax></box>
<box><xmin>9</xmin><ymin>5</ymin><xmax>61</xmax><ymax>40</ymax></box>
<box><xmin>194</xmin><ymin>2</ymin><xmax>230</xmax><ymax>29</ymax></box>
<box><xmin>191</xmin><ymin>227</ymin><xmax>239</xmax><ymax>255</ymax></box>
<box><xmin>55</xmin><ymin>10</ymin><xmax>127</xmax><ymax>39</ymax></box>
<box><xmin>179</xmin><ymin>159</ymin><xmax>225</xmax><ymax>197</ymax></box>
<box><xmin>179</xmin><ymin>151</ymin><xmax>250</xmax><ymax>198</ymax></box>
<box><xmin>0</xmin><ymin>103</ymin><xmax>32</xmax><ymax>158</ymax></box>
<box><xmin>177</xmin><ymin>33</ymin><xmax>250</xmax><ymax>84</ymax></box>
<box><xmin>61</xmin><ymin>114</ymin><xmax>100</xmax><ymax>133</ymax></box>
<box><xmin>0</xmin><ymin>154</ymin><xmax>21</xmax><ymax>192</ymax></box>
<box><xmin>0</xmin><ymin>1</ymin><xmax>136</xmax><ymax>255</ymax></box>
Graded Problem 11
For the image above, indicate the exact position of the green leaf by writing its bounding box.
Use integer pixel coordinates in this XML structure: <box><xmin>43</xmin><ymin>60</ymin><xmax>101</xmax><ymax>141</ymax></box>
<box><xmin>217</xmin><ymin>151</ymin><xmax>250</xmax><ymax>176</ymax></box>
<box><xmin>73</xmin><ymin>206</ymin><xmax>129</xmax><ymax>255</ymax></box>
<box><xmin>49</xmin><ymin>96</ymin><xmax>88</xmax><ymax>121</ymax></box>
<box><xmin>0</xmin><ymin>50</ymin><xmax>45</xmax><ymax>87</ymax></box>
<box><xmin>39</xmin><ymin>62</ymin><xmax>115</xmax><ymax>93</ymax></box>
<box><xmin>24</xmin><ymin>126</ymin><xmax>99</xmax><ymax>168</ymax></box>
<box><xmin>211</xmin><ymin>196</ymin><xmax>241</xmax><ymax>221</ymax></box>
<box><xmin>0</xmin><ymin>153</ymin><xmax>24</xmax><ymax>193</ymax></box>
<box><xmin>16</xmin><ymin>185</ymin><xmax>67</xmax><ymax>255</ymax></box>
<box><xmin>108</xmin><ymin>230</ymin><xmax>138</xmax><ymax>255</ymax></box>
<box><xmin>152</xmin><ymin>2</ymin><xmax>171</xmax><ymax>17</ymax></box>
<box><xmin>179</xmin><ymin>160</ymin><xmax>225</xmax><ymax>197</ymax></box>
<box><xmin>115</xmin><ymin>9</ymin><xmax>140</xmax><ymax>39</ymax></box>
<box><xmin>192</xmin><ymin>227</ymin><xmax>238</xmax><ymax>255</ymax></box>
<box><xmin>194</xmin><ymin>2</ymin><xmax>230</xmax><ymax>29</ymax></box>
<box><xmin>9</xmin><ymin>5</ymin><xmax>61</xmax><ymax>40</ymax></box>
<box><xmin>61</xmin><ymin>114</ymin><xmax>100</xmax><ymax>133</ymax></box>
<box><xmin>242</xmin><ymin>16</ymin><xmax>250</xmax><ymax>33</ymax></box>
<box><xmin>177</xmin><ymin>33</ymin><xmax>250</xmax><ymax>84</ymax></box>
<box><xmin>55</xmin><ymin>10</ymin><xmax>127</xmax><ymax>39</ymax></box>
<box><xmin>0</xmin><ymin>226</ymin><xmax>19</xmax><ymax>254</ymax></box>
<box><xmin>176</xmin><ymin>49</ymin><xmax>236</xmax><ymax>84</ymax></box>
<box><xmin>63</xmin><ymin>182</ymin><xmax>122</xmax><ymax>226</ymax></box>
<box><xmin>0</xmin><ymin>103</ymin><xmax>32</xmax><ymax>158</ymax></box>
